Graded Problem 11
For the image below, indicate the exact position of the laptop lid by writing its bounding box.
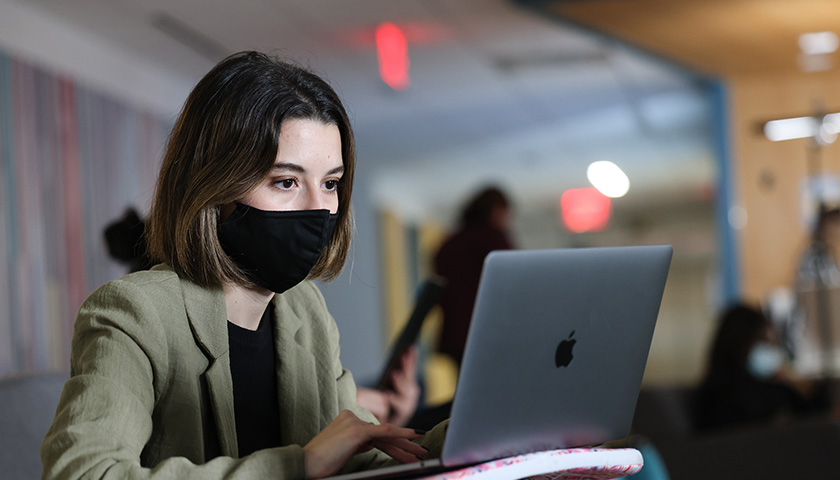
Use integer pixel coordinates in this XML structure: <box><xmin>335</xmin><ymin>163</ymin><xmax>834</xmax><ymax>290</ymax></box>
<box><xmin>442</xmin><ymin>245</ymin><xmax>672</xmax><ymax>466</ymax></box>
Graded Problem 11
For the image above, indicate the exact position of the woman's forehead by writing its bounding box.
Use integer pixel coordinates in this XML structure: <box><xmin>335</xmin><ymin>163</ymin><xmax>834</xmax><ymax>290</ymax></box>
<box><xmin>274</xmin><ymin>119</ymin><xmax>343</xmax><ymax>172</ymax></box>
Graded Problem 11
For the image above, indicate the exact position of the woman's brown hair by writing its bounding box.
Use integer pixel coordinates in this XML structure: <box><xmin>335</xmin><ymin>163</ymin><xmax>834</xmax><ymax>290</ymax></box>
<box><xmin>147</xmin><ymin>51</ymin><xmax>355</xmax><ymax>288</ymax></box>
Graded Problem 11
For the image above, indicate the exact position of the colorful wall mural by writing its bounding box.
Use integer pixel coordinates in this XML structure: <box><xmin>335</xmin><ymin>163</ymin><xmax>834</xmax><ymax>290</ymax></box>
<box><xmin>0</xmin><ymin>50</ymin><xmax>171</xmax><ymax>376</ymax></box>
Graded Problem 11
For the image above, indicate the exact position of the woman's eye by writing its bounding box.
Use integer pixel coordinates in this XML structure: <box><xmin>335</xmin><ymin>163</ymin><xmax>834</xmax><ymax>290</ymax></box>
<box><xmin>276</xmin><ymin>179</ymin><xmax>296</xmax><ymax>190</ymax></box>
<box><xmin>324</xmin><ymin>180</ymin><xmax>339</xmax><ymax>192</ymax></box>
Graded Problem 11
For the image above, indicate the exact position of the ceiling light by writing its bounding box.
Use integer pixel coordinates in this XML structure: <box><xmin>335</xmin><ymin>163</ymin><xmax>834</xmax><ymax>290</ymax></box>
<box><xmin>763</xmin><ymin>113</ymin><xmax>840</xmax><ymax>145</ymax></box>
<box><xmin>799</xmin><ymin>31</ymin><xmax>839</xmax><ymax>56</ymax></box>
<box><xmin>764</xmin><ymin>116</ymin><xmax>820</xmax><ymax>141</ymax></box>
<box><xmin>586</xmin><ymin>161</ymin><xmax>630</xmax><ymax>198</ymax></box>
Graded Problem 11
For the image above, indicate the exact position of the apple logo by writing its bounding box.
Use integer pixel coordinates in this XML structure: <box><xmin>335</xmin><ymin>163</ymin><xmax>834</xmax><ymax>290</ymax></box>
<box><xmin>555</xmin><ymin>330</ymin><xmax>576</xmax><ymax>368</ymax></box>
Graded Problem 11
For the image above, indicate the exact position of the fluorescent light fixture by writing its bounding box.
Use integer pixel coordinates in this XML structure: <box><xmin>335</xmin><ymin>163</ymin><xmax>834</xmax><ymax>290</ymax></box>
<box><xmin>799</xmin><ymin>31</ymin><xmax>839</xmax><ymax>56</ymax></box>
<box><xmin>587</xmin><ymin>161</ymin><xmax>630</xmax><ymax>198</ymax></box>
<box><xmin>764</xmin><ymin>116</ymin><xmax>819</xmax><ymax>141</ymax></box>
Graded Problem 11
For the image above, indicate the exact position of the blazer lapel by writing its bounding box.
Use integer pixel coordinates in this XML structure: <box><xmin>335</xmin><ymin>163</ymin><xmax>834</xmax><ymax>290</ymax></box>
<box><xmin>180</xmin><ymin>278</ymin><xmax>239</xmax><ymax>458</ymax></box>
<box><xmin>273</xmin><ymin>293</ymin><xmax>321</xmax><ymax>447</ymax></box>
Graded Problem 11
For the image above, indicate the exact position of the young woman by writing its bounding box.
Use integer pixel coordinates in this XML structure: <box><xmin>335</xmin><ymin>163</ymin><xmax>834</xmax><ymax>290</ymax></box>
<box><xmin>41</xmin><ymin>51</ymin><xmax>441</xmax><ymax>479</ymax></box>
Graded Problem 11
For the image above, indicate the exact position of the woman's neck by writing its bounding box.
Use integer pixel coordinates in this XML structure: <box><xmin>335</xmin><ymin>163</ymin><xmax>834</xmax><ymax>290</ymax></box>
<box><xmin>223</xmin><ymin>282</ymin><xmax>274</xmax><ymax>331</ymax></box>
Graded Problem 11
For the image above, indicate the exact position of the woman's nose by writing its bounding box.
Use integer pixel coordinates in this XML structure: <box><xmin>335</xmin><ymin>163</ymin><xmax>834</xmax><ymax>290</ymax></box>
<box><xmin>303</xmin><ymin>188</ymin><xmax>327</xmax><ymax>211</ymax></box>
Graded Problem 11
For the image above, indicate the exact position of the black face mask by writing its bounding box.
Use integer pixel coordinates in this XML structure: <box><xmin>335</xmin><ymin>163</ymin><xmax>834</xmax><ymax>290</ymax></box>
<box><xmin>218</xmin><ymin>203</ymin><xmax>338</xmax><ymax>294</ymax></box>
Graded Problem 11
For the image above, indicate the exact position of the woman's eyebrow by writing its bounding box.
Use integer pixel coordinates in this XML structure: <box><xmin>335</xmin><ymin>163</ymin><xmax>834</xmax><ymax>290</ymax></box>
<box><xmin>273</xmin><ymin>162</ymin><xmax>305</xmax><ymax>173</ymax></box>
<box><xmin>273</xmin><ymin>163</ymin><xmax>344</xmax><ymax>176</ymax></box>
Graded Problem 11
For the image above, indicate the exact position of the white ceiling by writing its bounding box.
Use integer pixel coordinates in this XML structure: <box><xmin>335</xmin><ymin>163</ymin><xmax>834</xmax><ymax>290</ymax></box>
<box><xmin>8</xmin><ymin>0</ymin><xmax>715</xmax><ymax>221</ymax></box>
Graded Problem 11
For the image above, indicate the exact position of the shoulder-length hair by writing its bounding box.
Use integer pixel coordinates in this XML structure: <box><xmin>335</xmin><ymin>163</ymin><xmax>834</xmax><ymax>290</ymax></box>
<box><xmin>460</xmin><ymin>186</ymin><xmax>510</xmax><ymax>227</ymax></box>
<box><xmin>147</xmin><ymin>51</ymin><xmax>355</xmax><ymax>288</ymax></box>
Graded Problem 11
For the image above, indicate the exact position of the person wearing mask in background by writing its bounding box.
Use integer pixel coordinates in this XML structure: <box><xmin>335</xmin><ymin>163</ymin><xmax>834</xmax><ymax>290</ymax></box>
<box><xmin>790</xmin><ymin>204</ymin><xmax>840</xmax><ymax>373</ymax></box>
<box><xmin>41</xmin><ymin>51</ymin><xmax>440</xmax><ymax>480</ymax></box>
<box><xmin>694</xmin><ymin>302</ymin><xmax>832</xmax><ymax>432</ymax></box>
<box><xmin>433</xmin><ymin>186</ymin><xmax>514</xmax><ymax>367</ymax></box>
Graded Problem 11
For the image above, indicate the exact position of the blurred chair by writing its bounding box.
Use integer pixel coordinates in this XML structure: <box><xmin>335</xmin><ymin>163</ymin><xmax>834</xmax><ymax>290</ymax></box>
<box><xmin>632</xmin><ymin>385</ymin><xmax>840</xmax><ymax>480</ymax></box>
<box><xmin>632</xmin><ymin>386</ymin><xmax>696</xmax><ymax>446</ymax></box>
<box><xmin>0</xmin><ymin>371</ymin><xmax>67</xmax><ymax>480</ymax></box>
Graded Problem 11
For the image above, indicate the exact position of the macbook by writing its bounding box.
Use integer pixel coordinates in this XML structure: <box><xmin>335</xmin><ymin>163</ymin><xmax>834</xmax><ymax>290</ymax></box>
<box><xmin>329</xmin><ymin>245</ymin><xmax>672</xmax><ymax>480</ymax></box>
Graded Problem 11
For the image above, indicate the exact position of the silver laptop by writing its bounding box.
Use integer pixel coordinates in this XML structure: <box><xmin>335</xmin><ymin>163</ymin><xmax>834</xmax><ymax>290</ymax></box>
<box><xmin>330</xmin><ymin>245</ymin><xmax>673</xmax><ymax>480</ymax></box>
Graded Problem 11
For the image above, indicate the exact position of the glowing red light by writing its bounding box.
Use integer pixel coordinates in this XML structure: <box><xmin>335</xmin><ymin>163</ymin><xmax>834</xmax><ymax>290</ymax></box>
<box><xmin>375</xmin><ymin>22</ymin><xmax>410</xmax><ymax>90</ymax></box>
<box><xmin>560</xmin><ymin>188</ymin><xmax>611</xmax><ymax>233</ymax></box>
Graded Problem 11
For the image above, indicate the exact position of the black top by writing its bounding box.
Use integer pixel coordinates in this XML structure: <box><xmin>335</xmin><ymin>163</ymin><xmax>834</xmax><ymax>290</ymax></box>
<box><xmin>228</xmin><ymin>306</ymin><xmax>283</xmax><ymax>457</ymax></box>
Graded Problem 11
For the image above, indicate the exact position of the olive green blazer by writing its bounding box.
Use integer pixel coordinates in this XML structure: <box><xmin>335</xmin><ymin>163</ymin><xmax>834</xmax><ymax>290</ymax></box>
<box><xmin>41</xmin><ymin>265</ymin><xmax>438</xmax><ymax>479</ymax></box>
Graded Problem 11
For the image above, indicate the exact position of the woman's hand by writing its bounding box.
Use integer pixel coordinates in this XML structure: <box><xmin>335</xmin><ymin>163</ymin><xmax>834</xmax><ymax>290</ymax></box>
<box><xmin>303</xmin><ymin>409</ymin><xmax>427</xmax><ymax>479</ymax></box>
<box><xmin>356</xmin><ymin>347</ymin><xmax>420</xmax><ymax>426</ymax></box>
<box><xmin>384</xmin><ymin>347</ymin><xmax>420</xmax><ymax>426</ymax></box>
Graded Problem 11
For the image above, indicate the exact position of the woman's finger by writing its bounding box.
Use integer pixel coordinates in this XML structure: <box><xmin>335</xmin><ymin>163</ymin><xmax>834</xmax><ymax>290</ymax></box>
<box><xmin>371</xmin><ymin>439</ymin><xmax>428</xmax><ymax>463</ymax></box>
<box><xmin>401</xmin><ymin>346</ymin><xmax>418</xmax><ymax>377</ymax></box>
<box><xmin>371</xmin><ymin>436</ymin><xmax>429</xmax><ymax>457</ymax></box>
<box><xmin>391</xmin><ymin>347</ymin><xmax>418</xmax><ymax>387</ymax></box>
<box><xmin>362</xmin><ymin>422</ymin><xmax>416</xmax><ymax>436</ymax></box>
<box><xmin>359</xmin><ymin>424</ymin><xmax>427</xmax><ymax>462</ymax></box>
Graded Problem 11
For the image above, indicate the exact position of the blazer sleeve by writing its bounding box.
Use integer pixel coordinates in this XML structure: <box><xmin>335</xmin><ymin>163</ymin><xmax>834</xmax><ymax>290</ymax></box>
<box><xmin>41</xmin><ymin>279</ymin><xmax>307</xmax><ymax>480</ymax></box>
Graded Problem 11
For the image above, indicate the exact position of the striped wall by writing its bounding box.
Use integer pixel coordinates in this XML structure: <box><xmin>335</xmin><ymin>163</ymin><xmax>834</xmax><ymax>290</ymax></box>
<box><xmin>0</xmin><ymin>50</ymin><xmax>172</xmax><ymax>376</ymax></box>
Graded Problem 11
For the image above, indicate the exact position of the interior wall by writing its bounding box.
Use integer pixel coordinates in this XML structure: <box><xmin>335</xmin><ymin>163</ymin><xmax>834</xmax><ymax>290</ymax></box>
<box><xmin>729</xmin><ymin>70</ymin><xmax>840</xmax><ymax>302</ymax></box>
<box><xmin>0</xmin><ymin>49</ymin><xmax>170</xmax><ymax>376</ymax></box>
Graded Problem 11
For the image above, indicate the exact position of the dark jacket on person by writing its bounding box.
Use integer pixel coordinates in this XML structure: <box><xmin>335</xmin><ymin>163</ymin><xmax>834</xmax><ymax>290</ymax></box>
<box><xmin>434</xmin><ymin>224</ymin><xmax>512</xmax><ymax>365</ymax></box>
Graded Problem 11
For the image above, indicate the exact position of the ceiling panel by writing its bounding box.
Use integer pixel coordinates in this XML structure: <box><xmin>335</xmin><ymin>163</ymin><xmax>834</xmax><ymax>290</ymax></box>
<box><xmin>544</xmin><ymin>0</ymin><xmax>840</xmax><ymax>76</ymax></box>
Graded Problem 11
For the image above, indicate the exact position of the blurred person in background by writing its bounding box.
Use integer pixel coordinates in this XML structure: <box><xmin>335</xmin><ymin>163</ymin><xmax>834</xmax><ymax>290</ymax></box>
<box><xmin>796</xmin><ymin>204</ymin><xmax>840</xmax><ymax>290</ymax></box>
<box><xmin>694</xmin><ymin>302</ymin><xmax>833</xmax><ymax>432</ymax></box>
<box><xmin>403</xmin><ymin>187</ymin><xmax>514</xmax><ymax>431</ymax></box>
<box><xmin>433</xmin><ymin>186</ymin><xmax>515</xmax><ymax>367</ymax></box>
<box><xmin>104</xmin><ymin>207</ymin><xmax>154</xmax><ymax>273</ymax></box>
<box><xmin>789</xmin><ymin>204</ymin><xmax>840</xmax><ymax>373</ymax></box>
